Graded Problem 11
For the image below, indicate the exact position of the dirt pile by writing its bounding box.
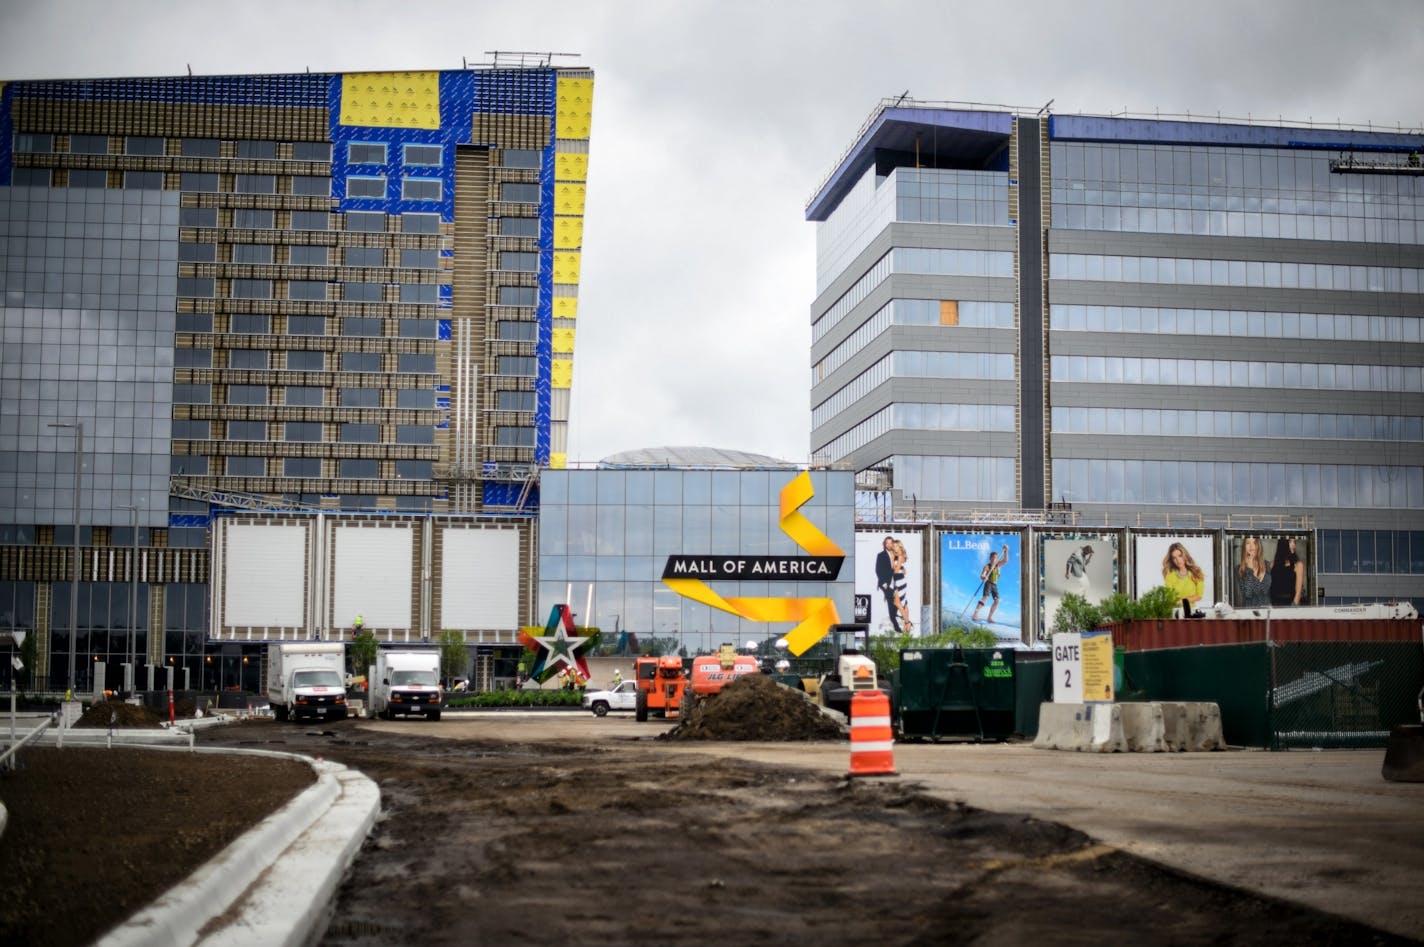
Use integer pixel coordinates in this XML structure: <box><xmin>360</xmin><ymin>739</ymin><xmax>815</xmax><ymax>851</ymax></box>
<box><xmin>660</xmin><ymin>672</ymin><xmax>848</xmax><ymax>741</ymax></box>
<box><xmin>76</xmin><ymin>699</ymin><xmax>165</xmax><ymax>728</ymax></box>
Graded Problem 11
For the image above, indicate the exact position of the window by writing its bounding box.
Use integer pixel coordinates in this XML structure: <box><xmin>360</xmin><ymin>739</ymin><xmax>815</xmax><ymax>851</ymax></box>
<box><xmin>340</xmin><ymin>459</ymin><xmax>379</xmax><ymax>479</ymax></box>
<box><xmin>497</xmin><ymin>427</ymin><xmax>535</xmax><ymax>446</ymax></box>
<box><xmin>15</xmin><ymin>133</ymin><xmax>52</xmax><ymax>153</ymax></box>
<box><xmin>290</xmin><ymin>245</ymin><xmax>328</xmax><ymax>265</ymax></box>
<box><xmin>177</xmin><ymin>313</ymin><xmax>212</xmax><ymax>332</ymax></box>
<box><xmin>228</xmin><ymin>350</ymin><xmax>268</xmax><ymax>369</ymax></box>
<box><xmin>291</xmin><ymin>176</ymin><xmax>331</xmax><ymax>196</ymax></box>
<box><xmin>67</xmin><ymin>169</ymin><xmax>106</xmax><ymax>188</ymax></box>
<box><xmin>292</xmin><ymin>142</ymin><xmax>331</xmax><ymax>162</ymax></box>
<box><xmin>343</xmin><ymin>317</ymin><xmax>382</xmax><ymax>336</ymax></box>
<box><xmin>291</xmin><ymin>210</ymin><xmax>329</xmax><ymax>231</ymax></box>
<box><xmin>345</xmin><ymin>247</ymin><xmax>383</xmax><ymax>267</ymax></box>
<box><xmin>12</xmin><ymin>168</ymin><xmax>50</xmax><ymax>185</ymax></box>
<box><xmin>227</xmin><ymin>420</ymin><xmax>266</xmax><ymax>439</ymax></box>
<box><xmin>175</xmin><ymin>348</ymin><xmax>211</xmax><ymax>368</ymax></box>
<box><xmin>70</xmin><ymin>133</ymin><xmax>108</xmax><ymax>154</ymax></box>
<box><xmin>501</xmin><ymin>252</ymin><xmax>538</xmax><ymax>272</ymax></box>
<box><xmin>497</xmin><ymin>390</ymin><xmax>535</xmax><ymax>411</ymax></box>
<box><xmin>173</xmin><ymin>381</ymin><xmax>209</xmax><ymax>401</ymax></box>
<box><xmin>233</xmin><ymin>244</ymin><xmax>273</xmax><ymax>264</ymax></box>
<box><xmin>405</xmin><ymin>144</ymin><xmax>442</xmax><ymax>166</ymax></box>
<box><xmin>286</xmin><ymin>387</ymin><xmax>324</xmax><ymax>406</ymax></box>
<box><xmin>126</xmin><ymin>136</ymin><xmax>164</xmax><ymax>156</ymax></box>
<box><xmin>503</xmin><ymin>149</ymin><xmax>541</xmax><ymax>169</ymax></box>
<box><xmin>399</xmin><ymin>318</ymin><xmax>438</xmax><ymax>337</ymax></box>
<box><xmin>346</xmin><ymin>211</ymin><xmax>385</xmax><ymax>232</ymax></box>
<box><xmin>178</xmin><ymin>277</ymin><xmax>214</xmax><ymax>297</ymax></box>
<box><xmin>401</xmin><ymin>248</ymin><xmax>438</xmax><ymax>269</ymax></box>
<box><xmin>179</xmin><ymin>243</ymin><xmax>216</xmax><ymax>262</ymax></box>
<box><xmin>402</xmin><ymin>213</ymin><xmax>440</xmax><ymax>234</ymax></box>
<box><xmin>182</xmin><ymin>138</ymin><xmax>221</xmax><ymax>157</ymax></box>
<box><xmin>499</xmin><ymin>356</ymin><xmax>536</xmax><ymax>376</ymax></box>
<box><xmin>397</xmin><ymin>388</ymin><xmax>435</xmax><ymax>409</ymax></box>
<box><xmin>344</xmin><ymin>282</ymin><xmax>382</xmax><ymax>302</ymax></box>
<box><xmin>287</xmin><ymin>315</ymin><xmax>326</xmax><ymax>336</ymax></box>
<box><xmin>341</xmin><ymin>388</ymin><xmax>380</xmax><ymax>407</ymax></box>
<box><xmin>284</xmin><ymin>458</ymin><xmax>321</xmax><ymax>477</ymax></box>
<box><xmin>232</xmin><ymin>279</ymin><xmax>272</xmax><ymax>299</ymax></box>
<box><xmin>499</xmin><ymin>217</ymin><xmax>539</xmax><ymax>237</ymax></box>
<box><xmin>342</xmin><ymin>352</ymin><xmax>380</xmax><ymax>372</ymax></box>
<box><xmin>497</xmin><ymin>321</ymin><xmax>536</xmax><ymax>341</ymax></box>
<box><xmin>288</xmin><ymin>280</ymin><xmax>327</xmax><ymax>301</ymax></box>
<box><xmin>285</xmin><ymin>422</ymin><xmax>322</xmax><ymax>441</ymax></box>
<box><xmin>227</xmin><ymin>457</ymin><xmax>265</xmax><ymax>476</ymax></box>
<box><xmin>234</xmin><ymin>208</ymin><xmax>274</xmax><ymax>229</ymax></box>
<box><xmin>500</xmin><ymin>182</ymin><xmax>540</xmax><ymax>203</ymax></box>
<box><xmin>181</xmin><ymin>172</ymin><xmax>219</xmax><ymax>192</ymax></box>
<box><xmin>497</xmin><ymin>286</ymin><xmax>536</xmax><ymax>306</ymax></box>
<box><xmin>397</xmin><ymin>424</ymin><xmax>433</xmax><ymax>444</ymax></box>
<box><xmin>348</xmin><ymin>142</ymin><xmax>386</xmax><ymax>164</ymax></box>
<box><xmin>286</xmin><ymin>351</ymin><xmax>323</xmax><ymax>370</ymax></box>
<box><xmin>227</xmin><ymin>384</ymin><xmax>267</xmax><ymax>405</ymax></box>
<box><xmin>172</xmin><ymin>456</ymin><xmax>208</xmax><ymax>475</ymax></box>
<box><xmin>173</xmin><ymin>420</ymin><xmax>210</xmax><ymax>439</ymax></box>
<box><xmin>236</xmin><ymin>140</ymin><xmax>276</xmax><ymax>159</ymax></box>
<box><xmin>399</xmin><ymin>284</ymin><xmax>436</xmax><ymax>304</ymax></box>
<box><xmin>398</xmin><ymin>353</ymin><xmax>435</xmax><ymax>373</ymax></box>
<box><xmin>397</xmin><ymin>460</ymin><xmax>432</xmax><ymax>480</ymax></box>
<box><xmin>236</xmin><ymin>174</ymin><xmax>275</xmax><ymax>194</ymax></box>
<box><xmin>347</xmin><ymin>176</ymin><xmax>385</xmax><ymax>199</ymax></box>
<box><xmin>124</xmin><ymin>171</ymin><xmax>163</xmax><ymax>190</ymax></box>
<box><xmin>341</xmin><ymin>423</ymin><xmax>379</xmax><ymax>442</ymax></box>
<box><xmin>181</xmin><ymin>207</ymin><xmax>218</xmax><ymax>228</ymax></box>
<box><xmin>227</xmin><ymin>315</ymin><xmax>269</xmax><ymax>338</ymax></box>
<box><xmin>402</xmin><ymin>177</ymin><xmax>441</xmax><ymax>201</ymax></box>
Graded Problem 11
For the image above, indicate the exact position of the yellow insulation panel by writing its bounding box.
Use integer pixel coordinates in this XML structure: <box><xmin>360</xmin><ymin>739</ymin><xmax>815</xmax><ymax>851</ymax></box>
<box><xmin>554</xmin><ymin>216</ymin><xmax>584</xmax><ymax>250</ymax></box>
<box><xmin>551</xmin><ymin>358</ymin><xmax>574</xmax><ymax>389</ymax></box>
<box><xmin>549</xmin><ymin>452</ymin><xmax>567</xmax><ymax>470</ymax></box>
<box><xmin>340</xmin><ymin>72</ymin><xmax>441</xmax><ymax>129</ymax></box>
<box><xmin>556</xmin><ymin>77</ymin><xmax>594</xmax><ymax>139</ymax></box>
<box><xmin>553</xmin><ymin>182</ymin><xmax>586</xmax><ymax>217</ymax></box>
<box><xmin>553</xmin><ymin>297</ymin><xmax>578</xmax><ymax>319</ymax></box>
<box><xmin>552</xmin><ymin>327</ymin><xmax>576</xmax><ymax>354</ymax></box>
<box><xmin>555</xmin><ymin>151</ymin><xmax>589</xmax><ymax>182</ymax></box>
<box><xmin>552</xmin><ymin>251</ymin><xmax>581</xmax><ymax>284</ymax></box>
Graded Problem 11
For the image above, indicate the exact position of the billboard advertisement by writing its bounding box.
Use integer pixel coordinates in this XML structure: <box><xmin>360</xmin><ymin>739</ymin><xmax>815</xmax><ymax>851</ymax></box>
<box><xmin>1226</xmin><ymin>533</ymin><xmax>1312</xmax><ymax>608</ymax></box>
<box><xmin>1133</xmin><ymin>534</ymin><xmax>1216</xmax><ymax>614</ymax></box>
<box><xmin>941</xmin><ymin>532</ymin><xmax>1022</xmax><ymax>641</ymax></box>
<box><xmin>854</xmin><ymin>531</ymin><xmax>924</xmax><ymax>636</ymax></box>
<box><xmin>1039</xmin><ymin>535</ymin><xmax>1119</xmax><ymax>639</ymax></box>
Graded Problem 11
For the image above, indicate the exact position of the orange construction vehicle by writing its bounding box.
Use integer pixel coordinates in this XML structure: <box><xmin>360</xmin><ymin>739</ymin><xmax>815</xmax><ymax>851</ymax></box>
<box><xmin>633</xmin><ymin>655</ymin><xmax>688</xmax><ymax>721</ymax></box>
<box><xmin>680</xmin><ymin>644</ymin><xmax>761</xmax><ymax>715</ymax></box>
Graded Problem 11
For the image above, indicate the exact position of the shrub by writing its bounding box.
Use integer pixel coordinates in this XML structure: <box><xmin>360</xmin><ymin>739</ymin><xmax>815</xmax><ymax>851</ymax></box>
<box><xmin>447</xmin><ymin>688</ymin><xmax>583</xmax><ymax>709</ymax></box>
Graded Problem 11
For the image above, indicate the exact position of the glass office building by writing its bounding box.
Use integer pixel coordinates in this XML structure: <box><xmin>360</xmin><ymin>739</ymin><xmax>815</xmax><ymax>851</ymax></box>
<box><xmin>0</xmin><ymin>64</ymin><xmax>594</xmax><ymax>689</ymax></box>
<box><xmin>807</xmin><ymin>103</ymin><xmax>1423</xmax><ymax>609</ymax></box>
<box><xmin>538</xmin><ymin>453</ymin><xmax>855</xmax><ymax>655</ymax></box>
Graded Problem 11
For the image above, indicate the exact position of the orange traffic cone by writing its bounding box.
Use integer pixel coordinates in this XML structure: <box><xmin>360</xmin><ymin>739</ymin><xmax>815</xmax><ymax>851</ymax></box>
<box><xmin>848</xmin><ymin>690</ymin><xmax>897</xmax><ymax>777</ymax></box>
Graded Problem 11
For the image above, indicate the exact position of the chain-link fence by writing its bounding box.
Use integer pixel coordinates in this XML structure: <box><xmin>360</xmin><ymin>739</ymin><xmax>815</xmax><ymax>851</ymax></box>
<box><xmin>1268</xmin><ymin>641</ymin><xmax>1423</xmax><ymax>750</ymax></box>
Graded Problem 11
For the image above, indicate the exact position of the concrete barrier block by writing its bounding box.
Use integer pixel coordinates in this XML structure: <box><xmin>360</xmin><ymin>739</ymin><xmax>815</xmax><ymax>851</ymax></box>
<box><xmin>1160</xmin><ymin>701</ymin><xmax>1225</xmax><ymax>751</ymax></box>
<box><xmin>1033</xmin><ymin>702</ymin><xmax>1128</xmax><ymax>752</ymax></box>
<box><xmin>1119</xmin><ymin>702</ymin><xmax>1169</xmax><ymax>752</ymax></box>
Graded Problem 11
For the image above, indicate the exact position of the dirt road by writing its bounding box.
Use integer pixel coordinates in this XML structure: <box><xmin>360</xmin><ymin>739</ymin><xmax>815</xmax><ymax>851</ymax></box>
<box><xmin>195</xmin><ymin>712</ymin><xmax>1423</xmax><ymax>946</ymax></box>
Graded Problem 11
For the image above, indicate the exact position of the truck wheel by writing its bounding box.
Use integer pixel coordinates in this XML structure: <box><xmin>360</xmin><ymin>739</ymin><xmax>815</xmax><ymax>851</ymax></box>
<box><xmin>382</xmin><ymin>708</ymin><xmax>394</xmax><ymax>721</ymax></box>
<box><xmin>273</xmin><ymin>705</ymin><xmax>288</xmax><ymax>722</ymax></box>
<box><xmin>428</xmin><ymin>710</ymin><xmax>441</xmax><ymax>722</ymax></box>
<box><xmin>679</xmin><ymin>692</ymin><xmax>695</xmax><ymax>719</ymax></box>
<box><xmin>591</xmin><ymin>701</ymin><xmax>609</xmax><ymax>717</ymax></box>
<box><xmin>635</xmin><ymin>691</ymin><xmax>648</xmax><ymax>722</ymax></box>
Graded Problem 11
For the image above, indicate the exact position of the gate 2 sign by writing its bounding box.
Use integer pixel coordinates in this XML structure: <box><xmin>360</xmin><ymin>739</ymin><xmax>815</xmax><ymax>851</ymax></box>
<box><xmin>1051</xmin><ymin>631</ymin><xmax>1115</xmax><ymax>704</ymax></box>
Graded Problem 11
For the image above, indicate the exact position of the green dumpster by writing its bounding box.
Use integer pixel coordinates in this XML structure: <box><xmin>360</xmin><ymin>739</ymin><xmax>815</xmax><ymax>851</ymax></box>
<box><xmin>896</xmin><ymin>647</ymin><xmax>1017</xmax><ymax>741</ymax></box>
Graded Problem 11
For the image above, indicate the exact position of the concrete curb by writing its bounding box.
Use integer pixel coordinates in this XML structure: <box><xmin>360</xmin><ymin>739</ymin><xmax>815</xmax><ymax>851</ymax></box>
<box><xmin>92</xmin><ymin>742</ymin><xmax>380</xmax><ymax>947</ymax></box>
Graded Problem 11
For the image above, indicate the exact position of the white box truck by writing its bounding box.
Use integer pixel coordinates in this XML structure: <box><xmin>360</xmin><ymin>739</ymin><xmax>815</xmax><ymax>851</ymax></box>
<box><xmin>368</xmin><ymin>650</ymin><xmax>444</xmax><ymax>721</ymax></box>
<box><xmin>267</xmin><ymin>642</ymin><xmax>348</xmax><ymax>722</ymax></box>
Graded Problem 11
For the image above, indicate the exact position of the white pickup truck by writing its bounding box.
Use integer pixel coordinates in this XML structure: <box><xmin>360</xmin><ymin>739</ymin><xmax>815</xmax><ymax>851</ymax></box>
<box><xmin>267</xmin><ymin>643</ymin><xmax>348</xmax><ymax>722</ymax></box>
<box><xmin>581</xmin><ymin>680</ymin><xmax>639</xmax><ymax>716</ymax></box>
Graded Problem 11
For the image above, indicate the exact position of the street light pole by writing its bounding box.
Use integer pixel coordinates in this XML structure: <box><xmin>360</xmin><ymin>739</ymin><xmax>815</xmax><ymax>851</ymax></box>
<box><xmin>48</xmin><ymin>421</ymin><xmax>83</xmax><ymax>696</ymax></box>
<box><xmin>119</xmin><ymin>503</ymin><xmax>139</xmax><ymax>694</ymax></box>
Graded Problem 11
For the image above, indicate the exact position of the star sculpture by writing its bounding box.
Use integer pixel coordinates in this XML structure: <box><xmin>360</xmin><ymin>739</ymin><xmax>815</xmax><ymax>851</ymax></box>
<box><xmin>517</xmin><ymin>604</ymin><xmax>600</xmax><ymax>684</ymax></box>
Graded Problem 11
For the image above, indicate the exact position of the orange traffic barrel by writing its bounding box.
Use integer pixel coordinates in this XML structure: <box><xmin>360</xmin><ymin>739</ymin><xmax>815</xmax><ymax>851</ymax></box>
<box><xmin>849</xmin><ymin>690</ymin><xmax>897</xmax><ymax>777</ymax></box>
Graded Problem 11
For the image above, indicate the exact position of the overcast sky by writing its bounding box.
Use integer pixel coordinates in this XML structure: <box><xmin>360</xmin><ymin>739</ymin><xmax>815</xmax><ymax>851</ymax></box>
<box><xmin>3</xmin><ymin>1</ymin><xmax>1422</xmax><ymax>465</ymax></box>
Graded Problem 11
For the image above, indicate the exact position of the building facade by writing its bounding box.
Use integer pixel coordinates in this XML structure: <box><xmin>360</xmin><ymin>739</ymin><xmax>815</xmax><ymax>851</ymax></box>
<box><xmin>0</xmin><ymin>63</ymin><xmax>593</xmax><ymax>690</ymax></box>
<box><xmin>808</xmin><ymin>102</ymin><xmax>1424</xmax><ymax>612</ymax></box>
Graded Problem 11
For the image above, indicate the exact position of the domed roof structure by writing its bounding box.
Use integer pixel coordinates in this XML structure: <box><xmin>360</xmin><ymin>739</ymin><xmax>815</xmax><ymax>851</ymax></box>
<box><xmin>598</xmin><ymin>446</ymin><xmax>797</xmax><ymax>469</ymax></box>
